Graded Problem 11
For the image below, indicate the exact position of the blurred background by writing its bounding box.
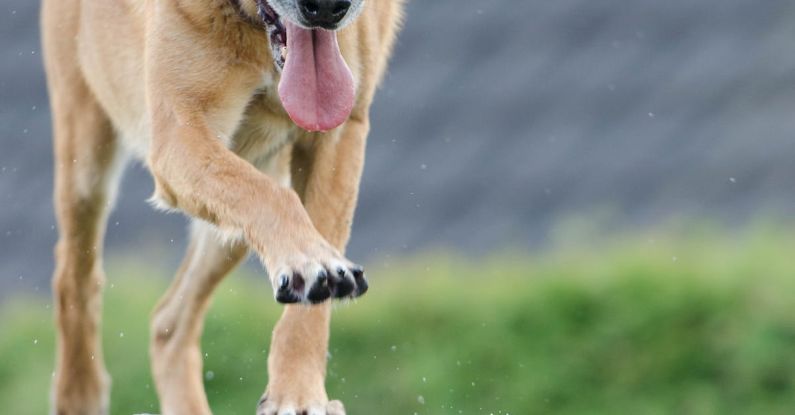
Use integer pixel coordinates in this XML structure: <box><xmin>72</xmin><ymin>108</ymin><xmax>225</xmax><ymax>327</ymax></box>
<box><xmin>2</xmin><ymin>0</ymin><xmax>795</xmax><ymax>414</ymax></box>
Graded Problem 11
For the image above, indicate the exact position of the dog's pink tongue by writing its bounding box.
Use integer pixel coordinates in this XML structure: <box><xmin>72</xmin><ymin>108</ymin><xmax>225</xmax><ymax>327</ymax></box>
<box><xmin>278</xmin><ymin>22</ymin><xmax>355</xmax><ymax>132</ymax></box>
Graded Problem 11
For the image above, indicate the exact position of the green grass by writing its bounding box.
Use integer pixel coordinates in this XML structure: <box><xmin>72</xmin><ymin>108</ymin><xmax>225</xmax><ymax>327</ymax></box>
<box><xmin>2</xmin><ymin>226</ymin><xmax>795</xmax><ymax>414</ymax></box>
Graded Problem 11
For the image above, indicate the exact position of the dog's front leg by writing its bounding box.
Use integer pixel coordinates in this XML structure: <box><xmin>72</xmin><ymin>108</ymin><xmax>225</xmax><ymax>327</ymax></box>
<box><xmin>148</xmin><ymin>117</ymin><xmax>365</xmax><ymax>414</ymax></box>
<box><xmin>259</xmin><ymin>118</ymin><xmax>370</xmax><ymax>415</ymax></box>
<box><xmin>149</xmin><ymin>119</ymin><xmax>365</xmax><ymax>299</ymax></box>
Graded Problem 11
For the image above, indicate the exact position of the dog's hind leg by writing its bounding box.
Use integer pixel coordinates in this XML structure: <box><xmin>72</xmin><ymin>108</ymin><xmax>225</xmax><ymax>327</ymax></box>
<box><xmin>45</xmin><ymin>12</ymin><xmax>126</xmax><ymax>414</ymax></box>
<box><xmin>150</xmin><ymin>221</ymin><xmax>249</xmax><ymax>415</ymax></box>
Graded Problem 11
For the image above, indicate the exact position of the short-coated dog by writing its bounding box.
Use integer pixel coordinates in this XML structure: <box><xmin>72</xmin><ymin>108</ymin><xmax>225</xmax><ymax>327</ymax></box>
<box><xmin>41</xmin><ymin>0</ymin><xmax>404</xmax><ymax>413</ymax></box>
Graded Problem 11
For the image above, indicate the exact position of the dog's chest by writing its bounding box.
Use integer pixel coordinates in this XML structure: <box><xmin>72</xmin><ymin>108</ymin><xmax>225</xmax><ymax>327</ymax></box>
<box><xmin>230</xmin><ymin>91</ymin><xmax>297</xmax><ymax>168</ymax></box>
<box><xmin>116</xmin><ymin>76</ymin><xmax>293</xmax><ymax>168</ymax></box>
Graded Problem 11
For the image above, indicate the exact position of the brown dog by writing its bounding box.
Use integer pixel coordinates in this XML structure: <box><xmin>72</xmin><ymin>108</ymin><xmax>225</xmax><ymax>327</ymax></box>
<box><xmin>41</xmin><ymin>0</ymin><xmax>403</xmax><ymax>413</ymax></box>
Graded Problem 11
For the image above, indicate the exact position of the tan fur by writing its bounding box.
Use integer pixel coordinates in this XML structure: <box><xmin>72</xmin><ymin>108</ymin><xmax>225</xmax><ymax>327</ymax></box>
<box><xmin>41</xmin><ymin>0</ymin><xmax>403</xmax><ymax>413</ymax></box>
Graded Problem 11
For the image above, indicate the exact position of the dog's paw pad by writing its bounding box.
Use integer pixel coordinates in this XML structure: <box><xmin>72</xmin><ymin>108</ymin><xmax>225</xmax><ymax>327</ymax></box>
<box><xmin>306</xmin><ymin>270</ymin><xmax>332</xmax><ymax>303</ymax></box>
<box><xmin>351</xmin><ymin>267</ymin><xmax>368</xmax><ymax>296</ymax></box>
<box><xmin>273</xmin><ymin>265</ymin><xmax>367</xmax><ymax>305</ymax></box>
<box><xmin>275</xmin><ymin>274</ymin><xmax>302</xmax><ymax>304</ymax></box>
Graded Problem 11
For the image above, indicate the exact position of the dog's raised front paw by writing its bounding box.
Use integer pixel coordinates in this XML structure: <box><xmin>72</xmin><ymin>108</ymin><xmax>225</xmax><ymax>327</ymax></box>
<box><xmin>271</xmin><ymin>261</ymin><xmax>367</xmax><ymax>305</ymax></box>
<box><xmin>257</xmin><ymin>394</ymin><xmax>346</xmax><ymax>415</ymax></box>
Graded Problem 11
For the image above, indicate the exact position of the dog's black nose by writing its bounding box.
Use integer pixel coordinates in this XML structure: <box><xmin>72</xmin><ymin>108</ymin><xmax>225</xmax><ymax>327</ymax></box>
<box><xmin>298</xmin><ymin>0</ymin><xmax>351</xmax><ymax>28</ymax></box>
